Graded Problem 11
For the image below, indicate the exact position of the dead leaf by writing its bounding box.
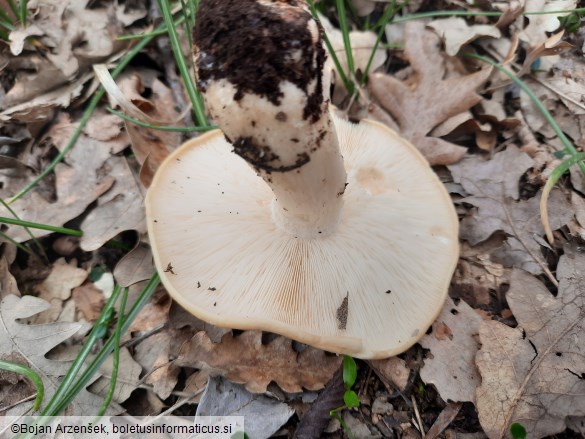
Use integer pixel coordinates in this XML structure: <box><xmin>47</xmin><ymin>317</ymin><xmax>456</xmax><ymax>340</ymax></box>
<box><xmin>113</xmin><ymin>242</ymin><xmax>154</xmax><ymax>287</ymax></box>
<box><xmin>369</xmin><ymin>357</ymin><xmax>410</xmax><ymax>393</ymax></box>
<box><xmin>0</xmin><ymin>295</ymin><xmax>105</xmax><ymax>415</ymax></box>
<box><xmin>176</xmin><ymin>331</ymin><xmax>342</xmax><ymax>393</ymax></box>
<box><xmin>115</xmin><ymin>72</ymin><xmax>181</xmax><ymax>188</ymax></box>
<box><xmin>35</xmin><ymin>258</ymin><xmax>87</xmax><ymax>301</ymax></box>
<box><xmin>133</xmin><ymin>330</ymin><xmax>190</xmax><ymax>400</ymax></box>
<box><xmin>89</xmin><ymin>348</ymin><xmax>141</xmax><ymax>404</ymax></box>
<box><xmin>294</xmin><ymin>367</ymin><xmax>344</xmax><ymax>439</ymax></box>
<box><xmin>32</xmin><ymin>258</ymin><xmax>87</xmax><ymax>324</ymax></box>
<box><xmin>369</xmin><ymin>22</ymin><xmax>491</xmax><ymax>165</ymax></box>
<box><xmin>0</xmin><ymin>112</ymin><xmax>127</xmax><ymax>242</ymax></box>
<box><xmin>448</xmin><ymin>145</ymin><xmax>534</xmax><ymax>201</ymax></box>
<box><xmin>80</xmin><ymin>156</ymin><xmax>146</xmax><ymax>252</ymax></box>
<box><xmin>420</xmin><ymin>298</ymin><xmax>482</xmax><ymax>403</ymax></box>
<box><xmin>424</xmin><ymin>402</ymin><xmax>463</xmax><ymax>439</ymax></box>
<box><xmin>168</xmin><ymin>301</ymin><xmax>230</xmax><ymax>343</ymax></box>
<box><xmin>519</xmin><ymin>0</ymin><xmax>577</xmax><ymax>47</ymax></box>
<box><xmin>128</xmin><ymin>287</ymin><xmax>171</xmax><ymax>333</ymax></box>
<box><xmin>71</xmin><ymin>282</ymin><xmax>105</xmax><ymax>322</ymax></box>
<box><xmin>517</xmin><ymin>31</ymin><xmax>573</xmax><ymax>77</ymax></box>
<box><xmin>428</xmin><ymin>18</ymin><xmax>501</xmax><ymax>56</ymax></box>
<box><xmin>0</xmin><ymin>256</ymin><xmax>20</xmax><ymax>300</ymax></box>
<box><xmin>197</xmin><ymin>376</ymin><xmax>293</xmax><ymax>439</ymax></box>
<box><xmin>476</xmin><ymin>249</ymin><xmax>585</xmax><ymax>438</ymax></box>
<box><xmin>460</xmin><ymin>189</ymin><xmax>572</xmax><ymax>275</ymax></box>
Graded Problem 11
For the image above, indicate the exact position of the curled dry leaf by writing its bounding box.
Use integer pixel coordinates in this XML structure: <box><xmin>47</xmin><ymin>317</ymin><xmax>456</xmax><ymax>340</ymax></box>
<box><xmin>420</xmin><ymin>297</ymin><xmax>482</xmax><ymax>403</ymax></box>
<box><xmin>176</xmin><ymin>331</ymin><xmax>342</xmax><ymax>393</ymax></box>
<box><xmin>428</xmin><ymin>17</ymin><xmax>501</xmax><ymax>56</ymax></box>
<box><xmin>519</xmin><ymin>0</ymin><xmax>577</xmax><ymax>47</ymax></box>
<box><xmin>369</xmin><ymin>22</ymin><xmax>491</xmax><ymax>165</ymax></box>
<box><xmin>476</xmin><ymin>248</ymin><xmax>585</xmax><ymax>438</ymax></box>
<box><xmin>115</xmin><ymin>72</ymin><xmax>182</xmax><ymax>188</ymax></box>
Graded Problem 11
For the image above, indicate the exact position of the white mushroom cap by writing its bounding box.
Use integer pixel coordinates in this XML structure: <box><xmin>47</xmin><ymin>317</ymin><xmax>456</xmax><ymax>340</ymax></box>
<box><xmin>146</xmin><ymin>109</ymin><xmax>459</xmax><ymax>359</ymax></box>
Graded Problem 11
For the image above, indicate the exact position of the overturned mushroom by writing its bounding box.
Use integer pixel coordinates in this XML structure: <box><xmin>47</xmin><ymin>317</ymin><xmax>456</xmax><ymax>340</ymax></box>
<box><xmin>145</xmin><ymin>0</ymin><xmax>459</xmax><ymax>359</ymax></box>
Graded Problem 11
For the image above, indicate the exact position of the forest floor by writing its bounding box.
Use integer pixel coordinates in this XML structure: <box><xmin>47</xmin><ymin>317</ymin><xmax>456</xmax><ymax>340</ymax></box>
<box><xmin>1</xmin><ymin>0</ymin><xmax>585</xmax><ymax>438</ymax></box>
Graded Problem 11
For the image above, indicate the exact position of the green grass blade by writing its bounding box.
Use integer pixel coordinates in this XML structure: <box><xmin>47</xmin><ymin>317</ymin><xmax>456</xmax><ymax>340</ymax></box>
<box><xmin>107</xmin><ymin>107</ymin><xmax>216</xmax><ymax>132</ymax></box>
<box><xmin>18</xmin><ymin>0</ymin><xmax>26</xmax><ymax>26</ymax></box>
<box><xmin>40</xmin><ymin>286</ymin><xmax>122</xmax><ymax>416</ymax></box>
<box><xmin>307</xmin><ymin>0</ymin><xmax>355</xmax><ymax>96</ymax></box>
<box><xmin>0</xmin><ymin>216</ymin><xmax>83</xmax><ymax>236</ymax></box>
<box><xmin>52</xmin><ymin>273</ymin><xmax>160</xmax><ymax>415</ymax></box>
<box><xmin>392</xmin><ymin>7</ymin><xmax>585</xmax><ymax>23</ymax></box>
<box><xmin>0</xmin><ymin>359</ymin><xmax>44</xmax><ymax>410</ymax></box>
<box><xmin>157</xmin><ymin>0</ymin><xmax>209</xmax><ymax>127</ymax></box>
<box><xmin>361</xmin><ymin>0</ymin><xmax>400</xmax><ymax>85</ymax></box>
<box><xmin>96</xmin><ymin>287</ymin><xmax>128</xmax><ymax>416</ymax></box>
<box><xmin>336</xmin><ymin>0</ymin><xmax>355</xmax><ymax>78</ymax></box>
<box><xmin>0</xmin><ymin>198</ymin><xmax>48</xmax><ymax>260</ymax></box>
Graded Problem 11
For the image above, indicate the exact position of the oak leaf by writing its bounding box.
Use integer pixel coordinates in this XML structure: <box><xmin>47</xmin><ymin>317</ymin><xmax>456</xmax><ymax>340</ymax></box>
<box><xmin>420</xmin><ymin>297</ymin><xmax>482</xmax><ymax>403</ymax></box>
<box><xmin>368</xmin><ymin>21</ymin><xmax>491</xmax><ymax>165</ymax></box>
<box><xmin>0</xmin><ymin>295</ymin><xmax>106</xmax><ymax>415</ymax></box>
<box><xmin>476</xmin><ymin>249</ymin><xmax>585</xmax><ymax>438</ymax></box>
<box><xmin>176</xmin><ymin>331</ymin><xmax>341</xmax><ymax>393</ymax></box>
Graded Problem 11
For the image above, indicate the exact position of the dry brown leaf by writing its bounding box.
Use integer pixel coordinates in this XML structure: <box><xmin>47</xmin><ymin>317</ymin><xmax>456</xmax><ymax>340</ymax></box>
<box><xmin>176</xmin><ymin>331</ymin><xmax>342</xmax><ymax>393</ymax></box>
<box><xmin>369</xmin><ymin>357</ymin><xmax>410</xmax><ymax>392</ymax></box>
<box><xmin>128</xmin><ymin>288</ymin><xmax>172</xmax><ymax>333</ymax></box>
<box><xmin>519</xmin><ymin>0</ymin><xmax>576</xmax><ymax>47</ymax></box>
<box><xmin>168</xmin><ymin>301</ymin><xmax>230</xmax><ymax>343</ymax></box>
<box><xmin>460</xmin><ymin>189</ymin><xmax>572</xmax><ymax>275</ymax></box>
<box><xmin>0</xmin><ymin>295</ymin><xmax>105</xmax><ymax>415</ymax></box>
<box><xmin>134</xmin><ymin>329</ymin><xmax>190</xmax><ymax>400</ymax></box>
<box><xmin>448</xmin><ymin>146</ymin><xmax>534</xmax><ymax>200</ymax></box>
<box><xmin>71</xmin><ymin>282</ymin><xmax>105</xmax><ymax>322</ymax></box>
<box><xmin>320</xmin><ymin>14</ymin><xmax>387</xmax><ymax>77</ymax></box>
<box><xmin>89</xmin><ymin>348</ymin><xmax>141</xmax><ymax>404</ymax></box>
<box><xmin>113</xmin><ymin>242</ymin><xmax>154</xmax><ymax>287</ymax></box>
<box><xmin>428</xmin><ymin>17</ymin><xmax>501</xmax><ymax>56</ymax></box>
<box><xmin>369</xmin><ymin>22</ymin><xmax>491</xmax><ymax>165</ymax></box>
<box><xmin>0</xmin><ymin>112</ymin><xmax>128</xmax><ymax>242</ymax></box>
<box><xmin>0</xmin><ymin>256</ymin><xmax>20</xmax><ymax>300</ymax></box>
<box><xmin>517</xmin><ymin>31</ymin><xmax>573</xmax><ymax>77</ymax></box>
<box><xmin>476</xmin><ymin>249</ymin><xmax>585</xmax><ymax>438</ymax></box>
<box><xmin>115</xmin><ymin>72</ymin><xmax>181</xmax><ymax>188</ymax></box>
<box><xmin>424</xmin><ymin>402</ymin><xmax>463</xmax><ymax>439</ymax></box>
<box><xmin>420</xmin><ymin>298</ymin><xmax>482</xmax><ymax>403</ymax></box>
<box><xmin>80</xmin><ymin>156</ymin><xmax>146</xmax><ymax>252</ymax></box>
<box><xmin>35</xmin><ymin>258</ymin><xmax>87</xmax><ymax>301</ymax></box>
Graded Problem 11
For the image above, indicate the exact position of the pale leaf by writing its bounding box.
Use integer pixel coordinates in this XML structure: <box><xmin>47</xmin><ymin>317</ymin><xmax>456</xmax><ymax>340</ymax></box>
<box><xmin>197</xmin><ymin>376</ymin><xmax>294</xmax><ymax>439</ymax></box>
<box><xmin>0</xmin><ymin>295</ymin><xmax>105</xmax><ymax>415</ymax></box>
<box><xmin>476</xmin><ymin>250</ymin><xmax>585</xmax><ymax>438</ymax></box>
<box><xmin>420</xmin><ymin>297</ymin><xmax>482</xmax><ymax>403</ymax></box>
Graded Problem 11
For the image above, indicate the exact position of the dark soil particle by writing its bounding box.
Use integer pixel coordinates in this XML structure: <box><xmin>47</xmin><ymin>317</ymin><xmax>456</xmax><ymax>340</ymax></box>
<box><xmin>233</xmin><ymin>136</ymin><xmax>310</xmax><ymax>172</ymax></box>
<box><xmin>194</xmin><ymin>0</ymin><xmax>326</xmax><ymax>123</ymax></box>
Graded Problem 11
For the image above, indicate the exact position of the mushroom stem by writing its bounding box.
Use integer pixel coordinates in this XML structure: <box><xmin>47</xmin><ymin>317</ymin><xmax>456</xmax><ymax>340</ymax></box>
<box><xmin>194</xmin><ymin>0</ymin><xmax>348</xmax><ymax>239</ymax></box>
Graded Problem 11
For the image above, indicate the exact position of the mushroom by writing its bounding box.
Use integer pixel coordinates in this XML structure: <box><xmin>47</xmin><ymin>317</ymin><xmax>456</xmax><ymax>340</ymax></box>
<box><xmin>145</xmin><ymin>0</ymin><xmax>459</xmax><ymax>359</ymax></box>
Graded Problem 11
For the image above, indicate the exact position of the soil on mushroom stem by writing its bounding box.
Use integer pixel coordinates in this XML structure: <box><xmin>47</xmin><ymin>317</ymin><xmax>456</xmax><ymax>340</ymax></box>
<box><xmin>194</xmin><ymin>0</ymin><xmax>326</xmax><ymax>122</ymax></box>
